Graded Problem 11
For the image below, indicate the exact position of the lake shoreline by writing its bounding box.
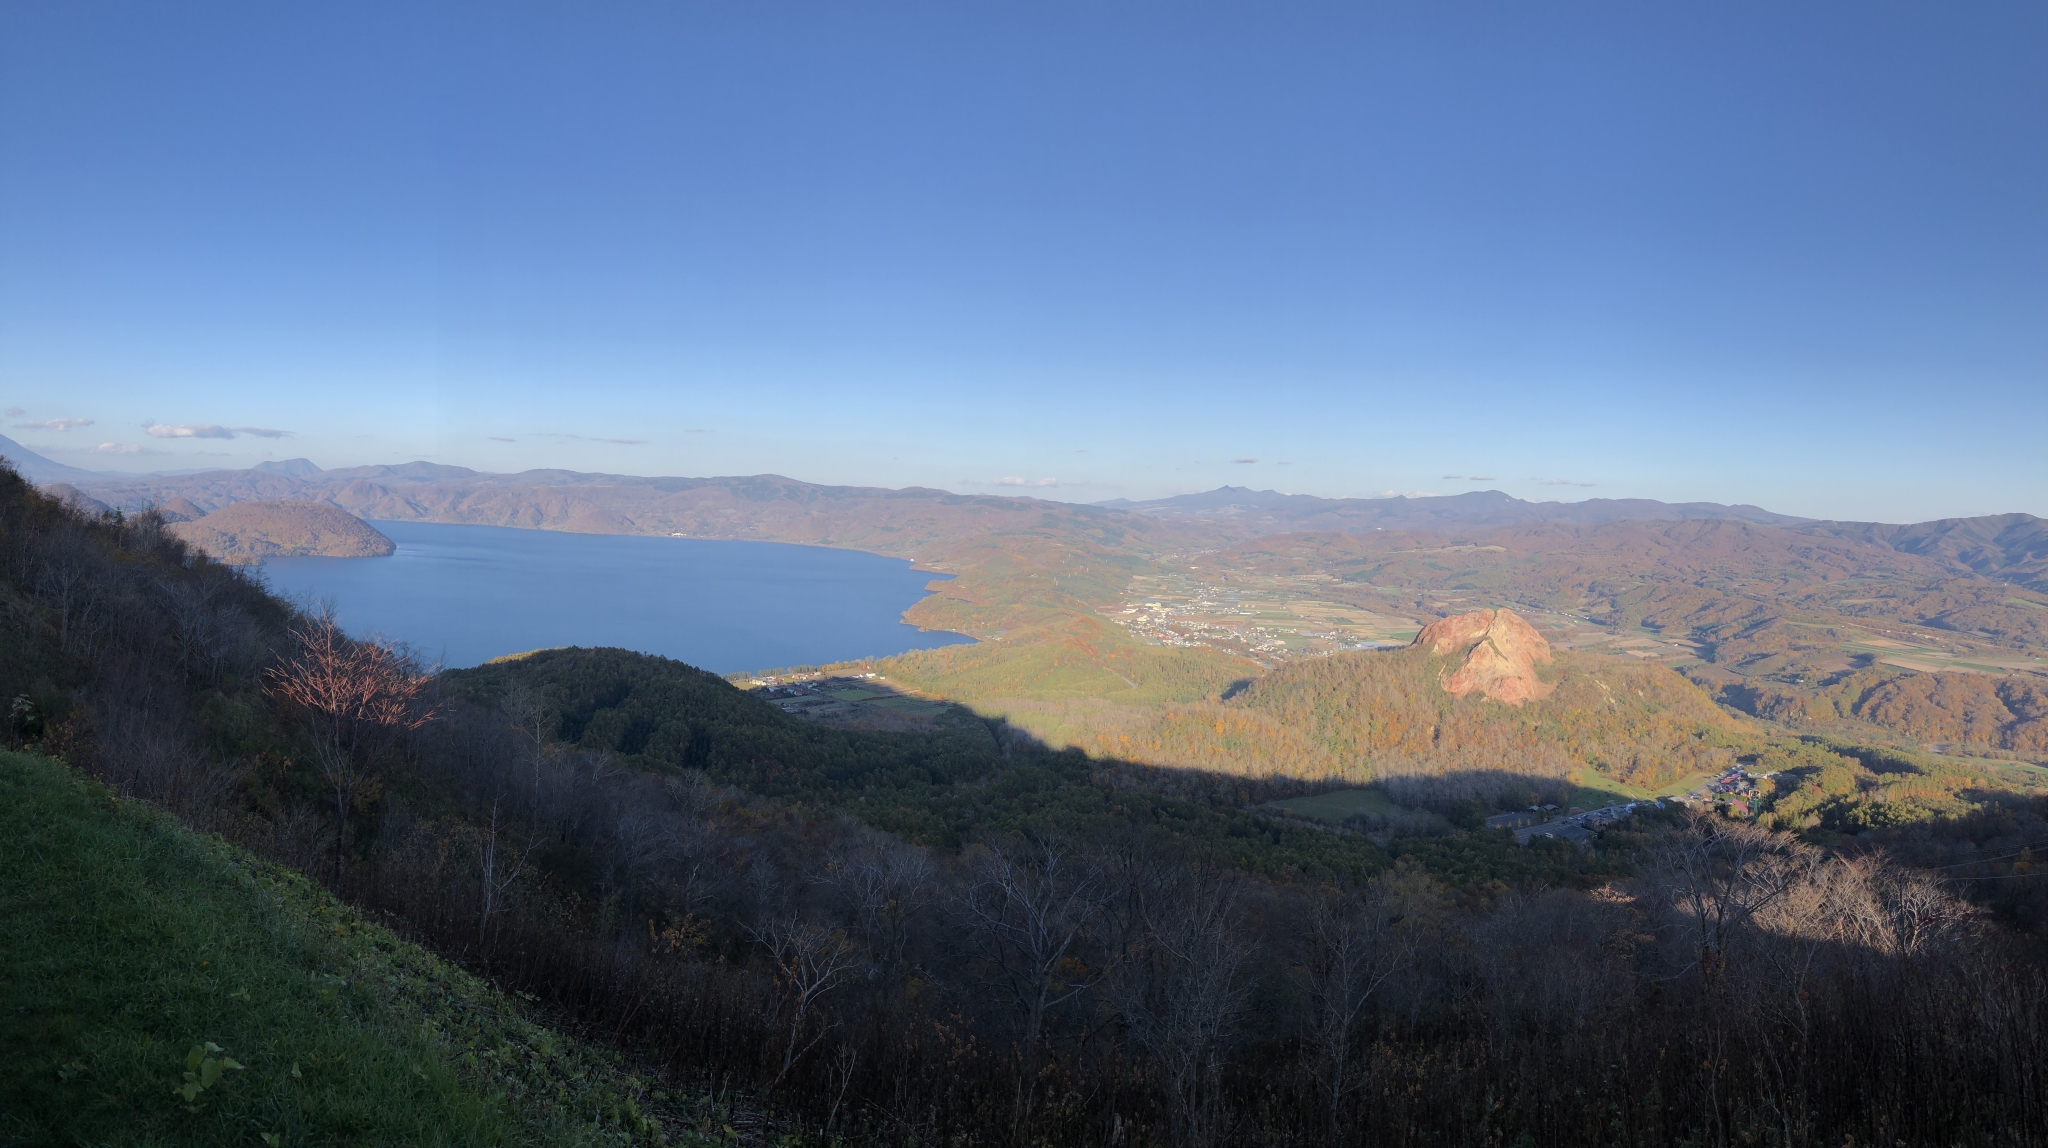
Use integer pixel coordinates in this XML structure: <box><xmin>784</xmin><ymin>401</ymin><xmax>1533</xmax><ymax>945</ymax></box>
<box><xmin>258</xmin><ymin>520</ymin><xmax>976</xmax><ymax>672</ymax></box>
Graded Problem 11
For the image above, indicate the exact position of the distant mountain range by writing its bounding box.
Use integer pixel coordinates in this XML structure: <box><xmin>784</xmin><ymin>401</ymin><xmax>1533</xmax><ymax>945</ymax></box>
<box><xmin>1795</xmin><ymin>513</ymin><xmax>2048</xmax><ymax>587</ymax></box>
<box><xmin>50</xmin><ymin>464</ymin><xmax>1822</xmax><ymax>549</ymax></box>
<box><xmin>1094</xmin><ymin>485</ymin><xmax>1808</xmax><ymax>529</ymax></box>
<box><xmin>11</xmin><ymin>453</ymin><xmax>2042</xmax><ymax>590</ymax></box>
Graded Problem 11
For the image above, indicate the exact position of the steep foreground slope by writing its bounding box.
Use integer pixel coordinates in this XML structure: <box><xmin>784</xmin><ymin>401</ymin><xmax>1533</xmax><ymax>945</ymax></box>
<box><xmin>0</xmin><ymin>752</ymin><xmax>673</xmax><ymax>1147</ymax></box>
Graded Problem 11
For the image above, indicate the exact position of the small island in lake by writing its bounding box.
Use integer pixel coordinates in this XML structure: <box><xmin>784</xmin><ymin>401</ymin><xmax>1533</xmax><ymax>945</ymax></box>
<box><xmin>167</xmin><ymin>500</ymin><xmax>395</xmax><ymax>563</ymax></box>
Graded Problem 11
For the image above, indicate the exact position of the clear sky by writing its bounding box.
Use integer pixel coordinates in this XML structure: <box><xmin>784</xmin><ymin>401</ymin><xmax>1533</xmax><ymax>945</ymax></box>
<box><xmin>2</xmin><ymin>1</ymin><xmax>2042</xmax><ymax>523</ymax></box>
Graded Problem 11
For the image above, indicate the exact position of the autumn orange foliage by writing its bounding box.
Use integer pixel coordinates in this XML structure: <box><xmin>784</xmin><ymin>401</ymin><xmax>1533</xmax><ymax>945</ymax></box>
<box><xmin>265</xmin><ymin>615</ymin><xmax>440</xmax><ymax>743</ymax></box>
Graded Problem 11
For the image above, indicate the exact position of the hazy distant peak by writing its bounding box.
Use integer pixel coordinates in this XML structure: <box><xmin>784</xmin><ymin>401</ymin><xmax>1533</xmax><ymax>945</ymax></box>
<box><xmin>1795</xmin><ymin>512</ymin><xmax>2048</xmax><ymax>588</ymax></box>
<box><xmin>1096</xmin><ymin>485</ymin><xmax>1801</xmax><ymax>529</ymax></box>
<box><xmin>41</xmin><ymin>482</ymin><xmax>113</xmax><ymax>516</ymax></box>
<box><xmin>0</xmin><ymin>434</ymin><xmax>101</xmax><ymax>483</ymax></box>
<box><xmin>251</xmin><ymin>457</ymin><xmax>324</xmax><ymax>477</ymax></box>
<box><xmin>1096</xmin><ymin>486</ymin><xmax>1345</xmax><ymax>512</ymax></box>
<box><xmin>319</xmin><ymin>461</ymin><xmax>479</xmax><ymax>482</ymax></box>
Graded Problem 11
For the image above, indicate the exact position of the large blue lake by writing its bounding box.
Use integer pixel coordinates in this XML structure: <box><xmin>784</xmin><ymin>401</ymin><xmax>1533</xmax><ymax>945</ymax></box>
<box><xmin>259</xmin><ymin>521</ymin><xmax>975</xmax><ymax>671</ymax></box>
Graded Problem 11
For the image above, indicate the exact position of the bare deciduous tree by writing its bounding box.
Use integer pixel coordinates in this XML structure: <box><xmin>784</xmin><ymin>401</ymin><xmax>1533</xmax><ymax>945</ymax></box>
<box><xmin>1656</xmin><ymin>821</ymin><xmax>1813</xmax><ymax>979</ymax></box>
<box><xmin>265</xmin><ymin>611</ymin><xmax>440</xmax><ymax>880</ymax></box>
<box><xmin>1110</xmin><ymin>865</ymin><xmax>1253</xmax><ymax>1148</ymax></box>
<box><xmin>817</xmin><ymin>832</ymin><xmax>935</xmax><ymax>977</ymax></box>
<box><xmin>500</xmin><ymin>681</ymin><xmax>555</xmax><ymax>801</ymax></box>
<box><xmin>959</xmin><ymin>836</ymin><xmax>1116</xmax><ymax>1122</ymax></box>
<box><xmin>746</xmin><ymin>913</ymin><xmax>861</xmax><ymax>1090</ymax></box>
<box><xmin>32</xmin><ymin>526</ymin><xmax>103</xmax><ymax>652</ymax></box>
<box><xmin>476</xmin><ymin>796</ymin><xmax>542</xmax><ymax>948</ymax></box>
<box><xmin>1294</xmin><ymin>874</ymin><xmax>1423</xmax><ymax>1130</ymax></box>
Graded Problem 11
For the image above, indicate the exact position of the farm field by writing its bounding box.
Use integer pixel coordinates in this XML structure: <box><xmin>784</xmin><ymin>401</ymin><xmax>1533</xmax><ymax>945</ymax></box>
<box><xmin>1843</xmin><ymin>635</ymin><xmax>2048</xmax><ymax>675</ymax></box>
<box><xmin>741</xmin><ymin>671</ymin><xmax>961</xmax><ymax>730</ymax></box>
<box><xmin>1110</xmin><ymin>567</ymin><xmax>1422</xmax><ymax>663</ymax></box>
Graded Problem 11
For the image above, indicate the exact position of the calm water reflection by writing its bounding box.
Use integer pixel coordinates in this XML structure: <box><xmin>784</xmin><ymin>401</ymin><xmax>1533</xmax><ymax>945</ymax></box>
<box><xmin>259</xmin><ymin>521</ymin><xmax>974</xmax><ymax>671</ymax></box>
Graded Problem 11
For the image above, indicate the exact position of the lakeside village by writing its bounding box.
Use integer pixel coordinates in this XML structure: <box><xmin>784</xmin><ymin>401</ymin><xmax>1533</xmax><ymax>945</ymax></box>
<box><xmin>745</xmin><ymin>671</ymin><xmax>885</xmax><ymax>716</ymax></box>
<box><xmin>1488</xmin><ymin>765</ymin><xmax>1777</xmax><ymax>846</ymax></box>
<box><xmin>1108</xmin><ymin>574</ymin><xmax>1417</xmax><ymax>664</ymax></box>
<box><xmin>740</xmin><ymin>671</ymin><xmax>954</xmax><ymax>724</ymax></box>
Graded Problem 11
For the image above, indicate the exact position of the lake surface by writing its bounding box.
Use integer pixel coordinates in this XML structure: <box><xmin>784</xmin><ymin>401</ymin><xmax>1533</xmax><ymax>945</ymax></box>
<box><xmin>259</xmin><ymin>521</ymin><xmax>975</xmax><ymax>671</ymax></box>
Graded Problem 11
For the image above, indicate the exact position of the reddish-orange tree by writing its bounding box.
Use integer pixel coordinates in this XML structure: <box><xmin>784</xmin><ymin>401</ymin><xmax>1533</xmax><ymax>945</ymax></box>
<box><xmin>266</xmin><ymin>612</ymin><xmax>440</xmax><ymax>879</ymax></box>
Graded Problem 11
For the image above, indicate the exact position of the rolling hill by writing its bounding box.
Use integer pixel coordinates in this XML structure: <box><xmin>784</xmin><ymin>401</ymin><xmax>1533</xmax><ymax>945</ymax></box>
<box><xmin>167</xmin><ymin>500</ymin><xmax>395</xmax><ymax>563</ymax></box>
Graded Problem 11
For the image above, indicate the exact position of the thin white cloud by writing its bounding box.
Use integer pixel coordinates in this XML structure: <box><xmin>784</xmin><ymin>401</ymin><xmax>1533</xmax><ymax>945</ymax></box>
<box><xmin>88</xmin><ymin>442</ymin><xmax>144</xmax><ymax>455</ymax></box>
<box><xmin>533</xmin><ymin>432</ymin><xmax>647</xmax><ymax>444</ymax></box>
<box><xmin>488</xmin><ymin>436</ymin><xmax>517</xmax><ymax>443</ymax></box>
<box><xmin>1442</xmin><ymin>474</ymin><xmax>1464</xmax><ymax>479</ymax></box>
<box><xmin>995</xmin><ymin>476</ymin><xmax>1060</xmax><ymax>488</ymax></box>
<box><xmin>15</xmin><ymin>417</ymin><xmax>94</xmax><ymax>432</ymax></box>
<box><xmin>1231</xmin><ymin>457</ymin><xmax>1258</xmax><ymax>464</ymax></box>
<box><xmin>144</xmin><ymin>422</ymin><xmax>290</xmax><ymax>440</ymax></box>
<box><xmin>2</xmin><ymin>407</ymin><xmax>23</xmax><ymax>417</ymax></box>
<box><xmin>1444</xmin><ymin>473</ymin><xmax>1499</xmax><ymax>481</ymax></box>
<box><xmin>1537</xmin><ymin>477</ymin><xmax>1598</xmax><ymax>487</ymax></box>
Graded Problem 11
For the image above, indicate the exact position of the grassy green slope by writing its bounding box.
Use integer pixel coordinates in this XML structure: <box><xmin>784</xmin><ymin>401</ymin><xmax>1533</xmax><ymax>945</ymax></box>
<box><xmin>883</xmin><ymin>615</ymin><xmax>1256</xmax><ymax>707</ymax></box>
<box><xmin>0</xmin><ymin>752</ymin><xmax>672</xmax><ymax>1148</ymax></box>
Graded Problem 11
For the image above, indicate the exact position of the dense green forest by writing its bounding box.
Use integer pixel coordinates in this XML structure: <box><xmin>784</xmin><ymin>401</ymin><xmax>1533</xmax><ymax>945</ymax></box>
<box><xmin>4</xmin><ymin>464</ymin><xmax>2046</xmax><ymax>1146</ymax></box>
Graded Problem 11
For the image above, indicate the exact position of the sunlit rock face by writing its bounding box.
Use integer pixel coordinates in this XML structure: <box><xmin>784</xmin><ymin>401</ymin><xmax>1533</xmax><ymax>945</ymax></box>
<box><xmin>1410</xmin><ymin>608</ymin><xmax>1553</xmax><ymax>705</ymax></box>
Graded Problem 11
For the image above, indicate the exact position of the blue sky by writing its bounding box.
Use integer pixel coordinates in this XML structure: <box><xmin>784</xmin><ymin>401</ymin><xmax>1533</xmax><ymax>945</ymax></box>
<box><xmin>1</xmin><ymin>1</ymin><xmax>2042</xmax><ymax>522</ymax></box>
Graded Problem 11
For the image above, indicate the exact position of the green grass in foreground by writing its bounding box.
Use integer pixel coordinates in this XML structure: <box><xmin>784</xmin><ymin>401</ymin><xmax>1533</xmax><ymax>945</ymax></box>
<box><xmin>0</xmin><ymin>751</ymin><xmax>678</xmax><ymax>1147</ymax></box>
